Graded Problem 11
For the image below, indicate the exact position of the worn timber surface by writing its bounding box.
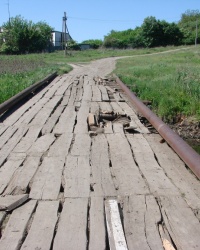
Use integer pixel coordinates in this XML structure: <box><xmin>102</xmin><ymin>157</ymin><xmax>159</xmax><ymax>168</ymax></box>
<box><xmin>0</xmin><ymin>58</ymin><xmax>200</xmax><ymax>250</ymax></box>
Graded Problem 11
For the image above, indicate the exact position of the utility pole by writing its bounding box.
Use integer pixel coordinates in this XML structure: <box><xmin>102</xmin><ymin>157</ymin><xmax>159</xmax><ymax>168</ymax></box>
<box><xmin>62</xmin><ymin>12</ymin><xmax>67</xmax><ymax>56</ymax></box>
<box><xmin>7</xmin><ymin>0</ymin><xmax>11</xmax><ymax>24</ymax></box>
<box><xmin>195</xmin><ymin>19</ymin><xmax>198</xmax><ymax>46</ymax></box>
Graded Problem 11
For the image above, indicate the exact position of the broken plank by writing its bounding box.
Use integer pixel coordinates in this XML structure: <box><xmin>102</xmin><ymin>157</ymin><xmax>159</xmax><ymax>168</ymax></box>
<box><xmin>4</xmin><ymin>156</ymin><xmax>41</xmax><ymax>195</ymax></box>
<box><xmin>127</xmin><ymin>134</ymin><xmax>180</xmax><ymax>196</ymax></box>
<box><xmin>113</xmin><ymin>92</ymin><xmax>124</xmax><ymax>102</ymax></box>
<box><xmin>105</xmin><ymin>199</ymin><xmax>128</xmax><ymax>250</ymax></box>
<box><xmin>90</xmin><ymin>134</ymin><xmax>116</xmax><ymax>197</ymax></box>
<box><xmin>71</xmin><ymin>133</ymin><xmax>91</xmax><ymax>156</ymax></box>
<box><xmin>74</xmin><ymin>103</ymin><xmax>90</xmax><ymax>134</ymax></box>
<box><xmin>89</xmin><ymin>197</ymin><xmax>106</xmax><ymax>250</ymax></box>
<box><xmin>27</xmin><ymin>134</ymin><xmax>56</xmax><ymax>157</ymax></box>
<box><xmin>0</xmin><ymin>200</ymin><xmax>37</xmax><ymax>250</ymax></box>
<box><xmin>0</xmin><ymin>159</ymin><xmax>24</xmax><ymax>194</ymax></box>
<box><xmin>48</xmin><ymin>133</ymin><xmax>73</xmax><ymax>158</ymax></box>
<box><xmin>30</xmin><ymin>157</ymin><xmax>64</xmax><ymax>200</ymax></box>
<box><xmin>106</xmin><ymin>133</ymin><xmax>148</xmax><ymax>195</ymax></box>
<box><xmin>0</xmin><ymin>194</ymin><xmax>28</xmax><ymax>211</ymax></box>
<box><xmin>53</xmin><ymin>198</ymin><xmax>88</xmax><ymax>250</ymax></box>
<box><xmin>53</xmin><ymin>106</ymin><xmax>76</xmax><ymax>134</ymax></box>
<box><xmin>64</xmin><ymin>156</ymin><xmax>90</xmax><ymax>198</ymax></box>
<box><xmin>21</xmin><ymin>201</ymin><xmax>59</xmax><ymax>250</ymax></box>
<box><xmin>160</xmin><ymin>196</ymin><xmax>200</xmax><ymax>249</ymax></box>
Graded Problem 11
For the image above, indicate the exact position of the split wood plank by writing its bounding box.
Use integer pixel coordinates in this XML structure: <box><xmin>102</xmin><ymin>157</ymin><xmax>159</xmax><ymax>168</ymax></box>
<box><xmin>113</xmin><ymin>92</ymin><xmax>124</xmax><ymax>102</ymax></box>
<box><xmin>41</xmin><ymin>106</ymin><xmax>65</xmax><ymax>135</ymax></box>
<box><xmin>106</xmin><ymin>133</ymin><xmax>148</xmax><ymax>195</ymax></box>
<box><xmin>48</xmin><ymin>133</ymin><xmax>73</xmax><ymax>158</ymax></box>
<box><xmin>113</xmin><ymin>122</ymin><xmax>124</xmax><ymax>134</ymax></box>
<box><xmin>71</xmin><ymin>133</ymin><xmax>91</xmax><ymax>156</ymax></box>
<box><xmin>0</xmin><ymin>211</ymin><xmax>6</xmax><ymax>225</ymax></box>
<box><xmin>68</xmin><ymin>85</ymin><xmax>77</xmax><ymax>106</ymax></box>
<box><xmin>89</xmin><ymin>197</ymin><xmax>106</xmax><ymax>250</ymax></box>
<box><xmin>0</xmin><ymin>126</ymin><xmax>18</xmax><ymax>149</ymax></box>
<box><xmin>12</xmin><ymin>126</ymin><xmax>41</xmax><ymax>153</ymax></box>
<box><xmin>99</xmin><ymin>102</ymin><xmax>113</xmax><ymax>113</ymax></box>
<box><xmin>159</xmin><ymin>196</ymin><xmax>200</xmax><ymax>249</ymax></box>
<box><xmin>54</xmin><ymin>79</ymin><xmax>72</xmax><ymax>96</ymax></box>
<box><xmin>60</xmin><ymin>94</ymin><xmax>70</xmax><ymax>106</ymax></box>
<box><xmin>0</xmin><ymin>125</ymin><xmax>8</xmax><ymax>137</ymax></box>
<box><xmin>30</xmin><ymin>107</ymin><xmax>54</xmax><ymax>127</ymax></box>
<box><xmin>64</xmin><ymin>156</ymin><xmax>90</xmax><ymax>198</ymax></box>
<box><xmin>27</xmin><ymin>134</ymin><xmax>56</xmax><ymax>157</ymax></box>
<box><xmin>75</xmin><ymin>76</ymin><xmax>84</xmax><ymax>102</ymax></box>
<box><xmin>123</xmin><ymin>195</ymin><xmax>163</xmax><ymax>250</ymax></box>
<box><xmin>53</xmin><ymin>198</ymin><xmax>88</xmax><ymax>250</ymax></box>
<box><xmin>0</xmin><ymin>200</ymin><xmax>37</xmax><ymax>250</ymax></box>
<box><xmin>110</xmin><ymin>102</ymin><xmax>125</xmax><ymax>114</ymax></box>
<box><xmin>0</xmin><ymin>126</ymin><xmax>28</xmax><ymax>167</ymax></box>
<box><xmin>98</xmin><ymin>85</ymin><xmax>109</xmax><ymax>101</ymax></box>
<box><xmin>74</xmin><ymin>103</ymin><xmax>90</xmax><ymax>134</ymax></box>
<box><xmin>4</xmin><ymin>156</ymin><xmax>41</xmax><ymax>195</ymax></box>
<box><xmin>104</xmin><ymin>121</ymin><xmax>113</xmax><ymax>134</ymax></box>
<box><xmin>30</xmin><ymin>157</ymin><xmax>64</xmax><ymax>200</ymax></box>
<box><xmin>82</xmin><ymin>84</ymin><xmax>92</xmax><ymax>102</ymax></box>
<box><xmin>21</xmin><ymin>201</ymin><xmax>59</xmax><ymax>250</ymax></box>
<box><xmin>91</xmin><ymin>134</ymin><xmax>116</xmax><ymax>197</ymax></box>
<box><xmin>43</xmin><ymin>77</ymin><xmax>65</xmax><ymax>98</ymax></box>
<box><xmin>127</xmin><ymin>134</ymin><xmax>180</xmax><ymax>196</ymax></box>
<box><xmin>53</xmin><ymin>107</ymin><xmax>76</xmax><ymax>134</ymax></box>
<box><xmin>105</xmin><ymin>199</ymin><xmax>128</xmax><ymax>250</ymax></box>
<box><xmin>92</xmin><ymin>85</ymin><xmax>102</xmax><ymax>102</ymax></box>
<box><xmin>43</xmin><ymin>95</ymin><xmax>63</xmax><ymax>109</ymax></box>
<box><xmin>90</xmin><ymin>101</ymin><xmax>99</xmax><ymax>114</ymax></box>
<box><xmin>0</xmin><ymin>194</ymin><xmax>28</xmax><ymax>211</ymax></box>
<box><xmin>118</xmin><ymin>102</ymin><xmax>149</xmax><ymax>133</ymax></box>
<box><xmin>105</xmin><ymin>85</ymin><xmax>116</xmax><ymax>94</ymax></box>
<box><xmin>144</xmin><ymin>134</ymin><xmax>200</xmax><ymax>208</ymax></box>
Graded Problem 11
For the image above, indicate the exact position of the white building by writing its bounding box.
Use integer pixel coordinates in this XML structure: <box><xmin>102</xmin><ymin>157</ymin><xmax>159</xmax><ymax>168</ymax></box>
<box><xmin>51</xmin><ymin>31</ymin><xmax>72</xmax><ymax>50</ymax></box>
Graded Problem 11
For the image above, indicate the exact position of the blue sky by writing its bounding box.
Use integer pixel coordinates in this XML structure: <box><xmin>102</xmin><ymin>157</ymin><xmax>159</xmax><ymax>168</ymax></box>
<box><xmin>0</xmin><ymin>0</ymin><xmax>199</xmax><ymax>42</ymax></box>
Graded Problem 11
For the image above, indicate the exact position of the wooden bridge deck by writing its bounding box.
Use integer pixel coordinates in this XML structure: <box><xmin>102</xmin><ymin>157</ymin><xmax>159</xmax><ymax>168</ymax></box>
<box><xmin>0</xmin><ymin>61</ymin><xmax>200</xmax><ymax>250</ymax></box>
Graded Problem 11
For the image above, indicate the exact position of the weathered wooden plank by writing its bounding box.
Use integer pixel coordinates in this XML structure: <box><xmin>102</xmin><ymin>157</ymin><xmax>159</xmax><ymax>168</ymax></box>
<box><xmin>106</xmin><ymin>133</ymin><xmax>148</xmax><ymax>195</ymax></box>
<box><xmin>27</xmin><ymin>134</ymin><xmax>56</xmax><ymax>157</ymax></box>
<box><xmin>99</xmin><ymin>102</ymin><xmax>113</xmax><ymax>113</ymax></box>
<box><xmin>98</xmin><ymin>85</ymin><xmax>109</xmax><ymax>101</ymax></box>
<box><xmin>53</xmin><ymin>107</ymin><xmax>76</xmax><ymax>134</ymax></box>
<box><xmin>92</xmin><ymin>85</ymin><xmax>102</xmax><ymax>102</ymax></box>
<box><xmin>48</xmin><ymin>133</ymin><xmax>73</xmax><ymax>158</ymax></box>
<box><xmin>91</xmin><ymin>134</ymin><xmax>116</xmax><ymax>196</ymax></box>
<box><xmin>0</xmin><ymin>194</ymin><xmax>28</xmax><ymax>211</ymax></box>
<box><xmin>64</xmin><ymin>156</ymin><xmax>90</xmax><ymax>198</ymax></box>
<box><xmin>0</xmin><ymin>124</ymin><xmax>8</xmax><ymax>136</ymax></box>
<box><xmin>21</xmin><ymin>201</ymin><xmax>59</xmax><ymax>250</ymax></box>
<box><xmin>127</xmin><ymin>134</ymin><xmax>180</xmax><ymax>196</ymax></box>
<box><xmin>0</xmin><ymin>200</ymin><xmax>37</xmax><ymax>250</ymax></box>
<box><xmin>12</xmin><ymin>126</ymin><xmax>41</xmax><ymax>153</ymax></box>
<box><xmin>0</xmin><ymin>211</ymin><xmax>6</xmax><ymax>225</ymax></box>
<box><xmin>43</xmin><ymin>77</ymin><xmax>64</xmax><ymax>98</ymax></box>
<box><xmin>30</xmin><ymin>107</ymin><xmax>54</xmax><ymax>127</ymax></box>
<box><xmin>75</xmin><ymin>77</ymin><xmax>84</xmax><ymax>102</ymax></box>
<box><xmin>0</xmin><ymin>159</ymin><xmax>24</xmax><ymax>195</ymax></box>
<box><xmin>104</xmin><ymin>121</ymin><xmax>113</xmax><ymax>134</ymax></box>
<box><xmin>113</xmin><ymin>122</ymin><xmax>124</xmax><ymax>134</ymax></box>
<box><xmin>89</xmin><ymin>197</ymin><xmax>106</xmax><ymax>250</ymax></box>
<box><xmin>53</xmin><ymin>198</ymin><xmax>88</xmax><ymax>250</ymax></box>
<box><xmin>54</xmin><ymin>79</ymin><xmax>71</xmax><ymax>96</ymax></box>
<box><xmin>0</xmin><ymin>126</ymin><xmax>28</xmax><ymax>167</ymax></box>
<box><xmin>30</xmin><ymin>157</ymin><xmax>64</xmax><ymax>200</ymax></box>
<box><xmin>110</xmin><ymin>102</ymin><xmax>125</xmax><ymax>114</ymax></box>
<box><xmin>123</xmin><ymin>195</ymin><xmax>163</xmax><ymax>250</ymax></box>
<box><xmin>0</xmin><ymin>126</ymin><xmax>18</xmax><ymax>149</ymax></box>
<box><xmin>4</xmin><ymin>156</ymin><xmax>41</xmax><ymax>195</ymax></box>
<box><xmin>74</xmin><ymin>103</ymin><xmax>90</xmax><ymax>134</ymax></box>
<box><xmin>105</xmin><ymin>199</ymin><xmax>128</xmax><ymax>250</ymax></box>
<box><xmin>60</xmin><ymin>94</ymin><xmax>70</xmax><ymax>106</ymax></box>
<box><xmin>113</xmin><ymin>92</ymin><xmax>124</xmax><ymax>102</ymax></box>
<box><xmin>90</xmin><ymin>101</ymin><xmax>99</xmax><ymax>114</ymax></box>
<box><xmin>41</xmin><ymin>106</ymin><xmax>65</xmax><ymax>135</ymax></box>
<box><xmin>82</xmin><ymin>84</ymin><xmax>92</xmax><ymax>102</ymax></box>
<box><xmin>71</xmin><ymin>133</ymin><xmax>91</xmax><ymax>156</ymax></box>
<box><xmin>160</xmin><ymin>196</ymin><xmax>200</xmax><ymax>249</ymax></box>
<box><xmin>68</xmin><ymin>85</ymin><xmax>77</xmax><ymax>106</ymax></box>
<box><xmin>144</xmin><ymin>134</ymin><xmax>200</xmax><ymax>208</ymax></box>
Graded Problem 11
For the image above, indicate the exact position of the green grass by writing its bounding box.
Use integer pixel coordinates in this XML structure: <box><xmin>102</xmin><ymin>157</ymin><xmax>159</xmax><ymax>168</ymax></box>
<box><xmin>115</xmin><ymin>46</ymin><xmax>200</xmax><ymax>122</ymax></box>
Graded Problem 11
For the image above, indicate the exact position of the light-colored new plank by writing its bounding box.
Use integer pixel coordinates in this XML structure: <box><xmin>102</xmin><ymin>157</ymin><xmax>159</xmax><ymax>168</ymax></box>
<box><xmin>0</xmin><ymin>194</ymin><xmax>28</xmax><ymax>211</ymax></box>
<box><xmin>64</xmin><ymin>155</ymin><xmax>90</xmax><ymax>198</ymax></box>
<box><xmin>105</xmin><ymin>199</ymin><xmax>128</xmax><ymax>250</ymax></box>
<box><xmin>127</xmin><ymin>134</ymin><xmax>180</xmax><ymax>196</ymax></box>
<box><xmin>21</xmin><ymin>201</ymin><xmax>59</xmax><ymax>250</ymax></box>
<box><xmin>53</xmin><ymin>198</ymin><xmax>88</xmax><ymax>250</ymax></box>
<box><xmin>30</xmin><ymin>157</ymin><xmax>64</xmax><ymax>200</ymax></box>
<box><xmin>0</xmin><ymin>200</ymin><xmax>37</xmax><ymax>250</ymax></box>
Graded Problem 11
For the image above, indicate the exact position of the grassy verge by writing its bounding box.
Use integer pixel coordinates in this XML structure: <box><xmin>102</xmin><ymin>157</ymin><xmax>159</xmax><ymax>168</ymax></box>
<box><xmin>115</xmin><ymin>46</ymin><xmax>200</xmax><ymax>122</ymax></box>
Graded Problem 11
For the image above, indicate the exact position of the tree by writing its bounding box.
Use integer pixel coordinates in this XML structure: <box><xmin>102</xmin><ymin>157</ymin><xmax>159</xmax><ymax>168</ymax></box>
<box><xmin>178</xmin><ymin>10</ymin><xmax>200</xmax><ymax>44</ymax></box>
<box><xmin>0</xmin><ymin>16</ymin><xmax>53</xmax><ymax>54</ymax></box>
<box><xmin>81</xmin><ymin>39</ymin><xmax>103</xmax><ymax>49</ymax></box>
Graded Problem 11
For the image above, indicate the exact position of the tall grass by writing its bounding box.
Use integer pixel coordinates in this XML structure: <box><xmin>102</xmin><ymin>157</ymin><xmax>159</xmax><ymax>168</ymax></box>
<box><xmin>115</xmin><ymin>47</ymin><xmax>200</xmax><ymax>122</ymax></box>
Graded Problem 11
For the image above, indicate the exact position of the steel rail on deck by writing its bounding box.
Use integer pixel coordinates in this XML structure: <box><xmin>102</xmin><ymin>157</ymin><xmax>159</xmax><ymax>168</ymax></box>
<box><xmin>115</xmin><ymin>75</ymin><xmax>200</xmax><ymax>179</ymax></box>
<box><xmin>0</xmin><ymin>72</ymin><xmax>57</xmax><ymax>116</ymax></box>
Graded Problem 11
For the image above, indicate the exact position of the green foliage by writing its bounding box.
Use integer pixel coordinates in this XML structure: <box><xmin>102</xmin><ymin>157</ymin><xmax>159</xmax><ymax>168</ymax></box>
<box><xmin>81</xmin><ymin>39</ymin><xmax>103</xmax><ymax>49</ymax></box>
<box><xmin>0</xmin><ymin>16</ymin><xmax>53</xmax><ymax>54</ymax></box>
<box><xmin>178</xmin><ymin>10</ymin><xmax>200</xmax><ymax>45</ymax></box>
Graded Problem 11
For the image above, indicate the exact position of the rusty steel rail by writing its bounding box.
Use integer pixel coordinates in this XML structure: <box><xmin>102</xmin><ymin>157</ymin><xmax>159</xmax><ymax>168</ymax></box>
<box><xmin>115</xmin><ymin>75</ymin><xmax>200</xmax><ymax>179</ymax></box>
<box><xmin>0</xmin><ymin>72</ymin><xmax>57</xmax><ymax>116</ymax></box>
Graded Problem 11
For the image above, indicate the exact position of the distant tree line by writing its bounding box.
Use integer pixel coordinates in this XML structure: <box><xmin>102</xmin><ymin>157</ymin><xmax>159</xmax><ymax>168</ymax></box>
<box><xmin>0</xmin><ymin>10</ymin><xmax>199</xmax><ymax>54</ymax></box>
